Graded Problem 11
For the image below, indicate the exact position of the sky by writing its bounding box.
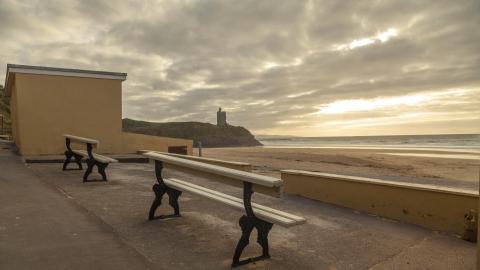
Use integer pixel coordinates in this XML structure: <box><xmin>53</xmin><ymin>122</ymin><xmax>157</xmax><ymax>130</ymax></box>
<box><xmin>1</xmin><ymin>0</ymin><xmax>479</xmax><ymax>136</ymax></box>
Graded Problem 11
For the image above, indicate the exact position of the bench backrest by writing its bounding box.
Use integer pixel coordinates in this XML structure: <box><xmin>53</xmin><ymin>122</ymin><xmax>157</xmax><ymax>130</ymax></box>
<box><xmin>63</xmin><ymin>134</ymin><xmax>99</xmax><ymax>147</ymax></box>
<box><xmin>138</xmin><ymin>150</ymin><xmax>252</xmax><ymax>172</ymax></box>
<box><xmin>143</xmin><ymin>151</ymin><xmax>283</xmax><ymax>197</ymax></box>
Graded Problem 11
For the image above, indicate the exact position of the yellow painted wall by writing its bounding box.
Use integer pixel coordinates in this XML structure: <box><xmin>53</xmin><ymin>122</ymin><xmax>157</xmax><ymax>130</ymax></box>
<box><xmin>282</xmin><ymin>170</ymin><xmax>478</xmax><ymax>236</ymax></box>
<box><xmin>13</xmin><ymin>74</ymin><xmax>122</xmax><ymax>155</ymax></box>
<box><xmin>10</xmin><ymin>73</ymin><xmax>192</xmax><ymax>155</ymax></box>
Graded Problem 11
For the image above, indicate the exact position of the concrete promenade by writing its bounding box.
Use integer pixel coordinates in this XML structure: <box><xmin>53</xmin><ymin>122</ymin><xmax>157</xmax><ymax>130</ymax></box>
<box><xmin>0</xmin><ymin>142</ymin><xmax>154</xmax><ymax>269</ymax></box>
<box><xmin>0</xmin><ymin>141</ymin><xmax>476</xmax><ymax>269</ymax></box>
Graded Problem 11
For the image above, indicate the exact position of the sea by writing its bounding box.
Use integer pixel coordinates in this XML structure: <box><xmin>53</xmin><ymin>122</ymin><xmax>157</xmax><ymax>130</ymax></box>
<box><xmin>256</xmin><ymin>134</ymin><xmax>480</xmax><ymax>154</ymax></box>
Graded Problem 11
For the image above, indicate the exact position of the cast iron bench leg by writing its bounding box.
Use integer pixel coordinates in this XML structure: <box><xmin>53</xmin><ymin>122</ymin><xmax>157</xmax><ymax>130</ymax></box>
<box><xmin>83</xmin><ymin>159</ymin><xmax>95</xmax><ymax>182</ymax></box>
<box><xmin>63</xmin><ymin>138</ymin><xmax>82</xmax><ymax>170</ymax></box>
<box><xmin>232</xmin><ymin>181</ymin><xmax>274</xmax><ymax>267</ymax></box>
<box><xmin>83</xmin><ymin>160</ymin><xmax>109</xmax><ymax>182</ymax></box>
<box><xmin>148</xmin><ymin>183</ymin><xmax>183</xmax><ymax>220</ymax></box>
<box><xmin>73</xmin><ymin>154</ymin><xmax>83</xmax><ymax>170</ymax></box>
<box><xmin>62</xmin><ymin>150</ymin><xmax>72</xmax><ymax>171</ymax></box>
<box><xmin>63</xmin><ymin>152</ymin><xmax>83</xmax><ymax>170</ymax></box>
<box><xmin>97</xmin><ymin>162</ymin><xmax>109</xmax><ymax>181</ymax></box>
<box><xmin>232</xmin><ymin>216</ymin><xmax>273</xmax><ymax>267</ymax></box>
<box><xmin>148</xmin><ymin>160</ymin><xmax>182</xmax><ymax>220</ymax></box>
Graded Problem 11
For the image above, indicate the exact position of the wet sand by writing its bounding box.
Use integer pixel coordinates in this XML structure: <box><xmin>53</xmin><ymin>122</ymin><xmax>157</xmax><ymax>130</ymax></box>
<box><xmin>201</xmin><ymin>147</ymin><xmax>480</xmax><ymax>191</ymax></box>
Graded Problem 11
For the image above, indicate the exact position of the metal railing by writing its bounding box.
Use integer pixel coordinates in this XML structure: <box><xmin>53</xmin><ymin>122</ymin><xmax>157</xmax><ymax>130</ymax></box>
<box><xmin>0</xmin><ymin>115</ymin><xmax>12</xmax><ymax>139</ymax></box>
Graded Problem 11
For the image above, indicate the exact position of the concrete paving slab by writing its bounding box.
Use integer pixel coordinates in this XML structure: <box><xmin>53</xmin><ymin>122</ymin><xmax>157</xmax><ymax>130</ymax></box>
<box><xmin>370</xmin><ymin>235</ymin><xmax>475</xmax><ymax>269</ymax></box>
<box><xmin>0</xmin><ymin>142</ymin><xmax>155</xmax><ymax>270</ymax></box>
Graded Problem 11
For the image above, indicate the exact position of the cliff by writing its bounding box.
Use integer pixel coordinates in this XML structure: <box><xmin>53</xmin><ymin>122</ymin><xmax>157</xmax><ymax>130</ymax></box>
<box><xmin>122</xmin><ymin>118</ymin><xmax>262</xmax><ymax>147</ymax></box>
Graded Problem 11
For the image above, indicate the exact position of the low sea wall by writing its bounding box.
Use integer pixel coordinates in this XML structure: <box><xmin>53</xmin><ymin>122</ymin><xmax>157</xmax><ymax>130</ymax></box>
<box><xmin>122</xmin><ymin>132</ymin><xmax>193</xmax><ymax>155</ymax></box>
<box><xmin>281</xmin><ymin>169</ymin><xmax>478</xmax><ymax>236</ymax></box>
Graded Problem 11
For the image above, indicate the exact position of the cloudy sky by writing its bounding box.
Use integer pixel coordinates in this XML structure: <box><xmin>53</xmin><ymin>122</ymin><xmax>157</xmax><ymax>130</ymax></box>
<box><xmin>1</xmin><ymin>0</ymin><xmax>479</xmax><ymax>136</ymax></box>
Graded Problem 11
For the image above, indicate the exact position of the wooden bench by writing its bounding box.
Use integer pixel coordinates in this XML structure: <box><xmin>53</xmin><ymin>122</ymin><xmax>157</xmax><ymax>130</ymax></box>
<box><xmin>62</xmin><ymin>134</ymin><xmax>117</xmax><ymax>181</ymax></box>
<box><xmin>0</xmin><ymin>135</ymin><xmax>9</xmax><ymax>140</ymax></box>
<box><xmin>143</xmin><ymin>151</ymin><xmax>305</xmax><ymax>267</ymax></box>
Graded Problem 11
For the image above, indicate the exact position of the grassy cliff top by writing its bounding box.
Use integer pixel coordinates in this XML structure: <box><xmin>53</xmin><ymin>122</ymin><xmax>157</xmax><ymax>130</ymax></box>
<box><xmin>123</xmin><ymin>118</ymin><xmax>262</xmax><ymax>147</ymax></box>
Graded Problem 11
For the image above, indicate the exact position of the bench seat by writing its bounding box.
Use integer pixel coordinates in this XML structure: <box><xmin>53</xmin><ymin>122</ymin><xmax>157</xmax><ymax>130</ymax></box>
<box><xmin>72</xmin><ymin>150</ymin><xmax>118</xmax><ymax>164</ymax></box>
<box><xmin>144</xmin><ymin>151</ymin><xmax>283</xmax><ymax>197</ymax></box>
<box><xmin>164</xmin><ymin>177</ymin><xmax>305</xmax><ymax>227</ymax></box>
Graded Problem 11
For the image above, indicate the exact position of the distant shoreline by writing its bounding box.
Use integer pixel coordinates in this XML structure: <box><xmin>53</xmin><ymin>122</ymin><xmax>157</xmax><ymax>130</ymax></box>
<box><xmin>259</xmin><ymin>144</ymin><xmax>480</xmax><ymax>154</ymax></box>
<box><xmin>197</xmin><ymin>144</ymin><xmax>480</xmax><ymax>156</ymax></box>
<box><xmin>256</xmin><ymin>133</ymin><xmax>480</xmax><ymax>140</ymax></box>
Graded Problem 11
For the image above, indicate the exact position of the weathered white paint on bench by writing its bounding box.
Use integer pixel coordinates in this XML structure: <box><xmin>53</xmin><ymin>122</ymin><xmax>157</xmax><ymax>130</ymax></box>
<box><xmin>72</xmin><ymin>150</ymin><xmax>118</xmax><ymax>164</ymax></box>
<box><xmin>63</xmin><ymin>134</ymin><xmax>99</xmax><ymax>146</ymax></box>
<box><xmin>137</xmin><ymin>150</ymin><xmax>252</xmax><ymax>171</ymax></box>
<box><xmin>144</xmin><ymin>152</ymin><xmax>281</xmax><ymax>187</ymax></box>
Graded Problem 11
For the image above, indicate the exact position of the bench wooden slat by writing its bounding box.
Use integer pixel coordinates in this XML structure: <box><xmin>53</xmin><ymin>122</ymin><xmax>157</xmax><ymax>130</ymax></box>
<box><xmin>144</xmin><ymin>152</ymin><xmax>282</xmax><ymax>188</ymax></box>
<box><xmin>72</xmin><ymin>150</ymin><xmax>118</xmax><ymax>163</ymax></box>
<box><xmin>139</xmin><ymin>151</ymin><xmax>252</xmax><ymax>172</ymax></box>
<box><xmin>164</xmin><ymin>163</ymin><xmax>282</xmax><ymax>197</ymax></box>
<box><xmin>169</xmin><ymin>178</ymin><xmax>305</xmax><ymax>224</ymax></box>
<box><xmin>63</xmin><ymin>134</ymin><xmax>99</xmax><ymax>145</ymax></box>
<box><xmin>164</xmin><ymin>178</ymin><xmax>304</xmax><ymax>227</ymax></box>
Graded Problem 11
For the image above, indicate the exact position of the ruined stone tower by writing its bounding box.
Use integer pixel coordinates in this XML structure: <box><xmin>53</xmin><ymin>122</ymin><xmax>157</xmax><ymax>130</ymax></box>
<box><xmin>217</xmin><ymin>107</ymin><xmax>227</xmax><ymax>126</ymax></box>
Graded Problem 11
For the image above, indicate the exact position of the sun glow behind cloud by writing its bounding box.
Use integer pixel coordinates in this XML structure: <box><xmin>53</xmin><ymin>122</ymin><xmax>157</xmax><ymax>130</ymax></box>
<box><xmin>334</xmin><ymin>28</ymin><xmax>398</xmax><ymax>51</ymax></box>
<box><xmin>287</xmin><ymin>90</ymin><xmax>315</xmax><ymax>98</ymax></box>
<box><xmin>257</xmin><ymin>87</ymin><xmax>480</xmax><ymax>136</ymax></box>
<box><xmin>315</xmin><ymin>89</ymin><xmax>470</xmax><ymax>115</ymax></box>
<box><xmin>259</xmin><ymin>58</ymin><xmax>303</xmax><ymax>71</ymax></box>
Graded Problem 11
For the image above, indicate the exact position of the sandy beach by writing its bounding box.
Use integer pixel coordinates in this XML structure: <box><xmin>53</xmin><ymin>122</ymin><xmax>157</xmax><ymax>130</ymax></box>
<box><xmin>201</xmin><ymin>146</ymin><xmax>480</xmax><ymax>191</ymax></box>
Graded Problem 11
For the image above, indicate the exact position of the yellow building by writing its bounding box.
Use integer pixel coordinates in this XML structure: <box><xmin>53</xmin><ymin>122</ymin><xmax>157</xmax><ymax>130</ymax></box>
<box><xmin>4</xmin><ymin>64</ymin><xmax>192</xmax><ymax>155</ymax></box>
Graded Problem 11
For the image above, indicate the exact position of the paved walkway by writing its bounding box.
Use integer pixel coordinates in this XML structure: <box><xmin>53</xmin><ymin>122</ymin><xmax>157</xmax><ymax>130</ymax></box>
<box><xmin>0</xmin><ymin>142</ymin><xmax>155</xmax><ymax>269</ymax></box>
<box><xmin>0</xmin><ymin>141</ymin><xmax>476</xmax><ymax>269</ymax></box>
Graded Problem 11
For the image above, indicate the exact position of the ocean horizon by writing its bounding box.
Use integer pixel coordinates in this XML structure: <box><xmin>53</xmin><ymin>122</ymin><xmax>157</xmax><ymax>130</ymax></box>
<box><xmin>256</xmin><ymin>133</ymin><xmax>480</xmax><ymax>153</ymax></box>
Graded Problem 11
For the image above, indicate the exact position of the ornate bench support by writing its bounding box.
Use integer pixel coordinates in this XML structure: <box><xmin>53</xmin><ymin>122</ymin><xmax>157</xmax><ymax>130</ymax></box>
<box><xmin>62</xmin><ymin>138</ymin><xmax>83</xmax><ymax>170</ymax></box>
<box><xmin>83</xmin><ymin>143</ymin><xmax>109</xmax><ymax>182</ymax></box>
<box><xmin>148</xmin><ymin>161</ymin><xmax>183</xmax><ymax>220</ymax></box>
<box><xmin>231</xmin><ymin>182</ymin><xmax>274</xmax><ymax>267</ymax></box>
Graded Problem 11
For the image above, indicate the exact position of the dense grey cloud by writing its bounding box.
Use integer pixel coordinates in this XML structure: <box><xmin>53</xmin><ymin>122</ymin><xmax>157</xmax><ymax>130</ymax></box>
<box><xmin>1</xmin><ymin>0</ymin><xmax>479</xmax><ymax>136</ymax></box>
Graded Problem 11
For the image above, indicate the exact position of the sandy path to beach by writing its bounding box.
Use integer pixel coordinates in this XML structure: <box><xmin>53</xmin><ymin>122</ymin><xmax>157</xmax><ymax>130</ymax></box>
<box><xmin>201</xmin><ymin>147</ymin><xmax>480</xmax><ymax>191</ymax></box>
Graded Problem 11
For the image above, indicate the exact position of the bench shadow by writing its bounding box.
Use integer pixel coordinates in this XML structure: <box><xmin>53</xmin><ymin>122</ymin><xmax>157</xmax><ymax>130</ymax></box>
<box><xmin>83</xmin><ymin>179</ymin><xmax>108</xmax><ymax>183</ymax></box>
<box><xmin>150</xmin><ymin>214</ymin><xmax>182</xmax><ymax>220</ymax></box>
